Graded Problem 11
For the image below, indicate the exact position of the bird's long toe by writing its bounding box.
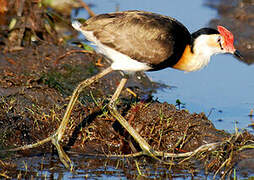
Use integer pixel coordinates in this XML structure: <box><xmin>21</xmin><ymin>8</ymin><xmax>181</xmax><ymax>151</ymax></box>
<box><xmin>51</xmin><ymin>135</ymin><xmax>73</xmax><ymax>170</ymax></box>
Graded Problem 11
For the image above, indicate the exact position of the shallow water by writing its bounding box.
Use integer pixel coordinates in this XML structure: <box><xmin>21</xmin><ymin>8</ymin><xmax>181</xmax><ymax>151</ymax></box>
<box><xmin>76</xmin><ymin>0</ymin><xmax>254</xmax><ymax>133</ymax></box>
<box><xmin>14</xmin><ymin>154</ymin><xmax>214</xmax><ymax>179</ymax></box>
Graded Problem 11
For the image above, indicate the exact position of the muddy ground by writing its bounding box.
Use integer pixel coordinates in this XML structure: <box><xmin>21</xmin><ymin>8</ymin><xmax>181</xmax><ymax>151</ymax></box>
<box><xmin>0</xmin><ymin>0</ymin><xmax>254</xmax><ymax>179</ymax></box>
<box><xmin>0</xmin><ymin>40</ymin><xmax>254</xmax><ymax>179</ymax></box>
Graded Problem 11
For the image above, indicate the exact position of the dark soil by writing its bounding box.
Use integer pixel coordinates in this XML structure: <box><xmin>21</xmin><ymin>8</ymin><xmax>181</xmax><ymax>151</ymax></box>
<box><xmin>0</xmin><ymin>41</ymin><xmax>254</xmax><ymax>179</ymax></box>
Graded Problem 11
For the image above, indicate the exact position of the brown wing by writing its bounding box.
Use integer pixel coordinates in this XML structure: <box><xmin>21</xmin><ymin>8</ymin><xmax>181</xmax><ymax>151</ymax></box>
<box><xmin>82</xmin><ymin>11</ymin><xmax>191</xmax><ymax>67</ymax></box>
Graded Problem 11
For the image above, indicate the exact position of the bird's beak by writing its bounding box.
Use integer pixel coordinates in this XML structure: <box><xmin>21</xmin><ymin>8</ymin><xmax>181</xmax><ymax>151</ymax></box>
<box><xmin>233</xmin><ymin>49</ymin><xmax>244</xmax><ymax>60</ymax></box>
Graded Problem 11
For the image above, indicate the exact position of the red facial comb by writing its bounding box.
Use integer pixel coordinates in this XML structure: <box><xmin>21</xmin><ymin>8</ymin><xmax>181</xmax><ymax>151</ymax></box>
<box><xmin>217</xmin><ymin>25</ymin><xmax>235</xmax><ymax>51</ymax></box>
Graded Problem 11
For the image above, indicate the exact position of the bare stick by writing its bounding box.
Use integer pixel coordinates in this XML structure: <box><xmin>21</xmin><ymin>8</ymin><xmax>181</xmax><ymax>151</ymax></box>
<box><xmin>77</xmin><ymin>0</ymin><xmax>96</xmax><ymax>17</ymax></box>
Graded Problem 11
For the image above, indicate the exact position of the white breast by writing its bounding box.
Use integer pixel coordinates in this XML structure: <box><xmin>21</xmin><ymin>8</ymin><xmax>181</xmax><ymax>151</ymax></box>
<box><xmin>184</xmin><ymin>54</ymin><xmax>211</xmax><ymax>72</ymax></box>
<box><xmin>186</xmin><ymin>34</ymin><xmax>221</xmax><ymax>72</ymax></box>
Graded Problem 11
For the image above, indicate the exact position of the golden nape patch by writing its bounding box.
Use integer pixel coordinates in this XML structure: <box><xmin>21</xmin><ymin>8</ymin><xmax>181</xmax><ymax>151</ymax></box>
<box><xmin>172</xmin><ymin>45</ymin><xmax>194</xmax><ymax>71</ymax></box>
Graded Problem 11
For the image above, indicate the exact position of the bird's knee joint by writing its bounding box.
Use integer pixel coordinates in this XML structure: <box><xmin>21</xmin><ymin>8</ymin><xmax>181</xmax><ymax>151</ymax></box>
<box><xmin>108</xmin><ymin>100</ymin><xmax>116</xmax><ymax>110</ymax></box>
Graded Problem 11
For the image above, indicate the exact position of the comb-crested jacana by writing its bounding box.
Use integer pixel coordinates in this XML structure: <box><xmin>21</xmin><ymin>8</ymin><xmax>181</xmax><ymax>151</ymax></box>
<box><xmin>53</xmin><ymin>10</ymin><xmax>243</xmax><ymax>167</ymax></box>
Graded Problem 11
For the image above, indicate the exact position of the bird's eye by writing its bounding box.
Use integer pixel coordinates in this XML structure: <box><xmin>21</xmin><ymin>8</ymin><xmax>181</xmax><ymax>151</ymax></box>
<box><xmin>217</xmin><ymin>36</ymin><xmax>223</xmax><ymax>50</ymax></box>
<box><xmin>217</xmin><ymin>36</ymin><xmax>222</xmax><ymax>43</ymax></box>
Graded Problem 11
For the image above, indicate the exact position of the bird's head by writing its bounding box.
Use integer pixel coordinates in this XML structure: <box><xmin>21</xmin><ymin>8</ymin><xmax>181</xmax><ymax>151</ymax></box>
<box><xmin>191</xmin><ymin>26</ymin><xmax>243</xmax><ymax>60</ymax></box>
<box><xmin>216</xmin><ymin>26</ymin><xmax>243</xmax><ymax>59</ymax></box>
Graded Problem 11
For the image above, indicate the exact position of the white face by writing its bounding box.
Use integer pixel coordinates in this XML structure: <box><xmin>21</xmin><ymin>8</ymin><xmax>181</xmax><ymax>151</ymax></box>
<box><xmin>193</xmin><ymin>34</ymin><xmax>229</xmax><ymax>57</ymax></box>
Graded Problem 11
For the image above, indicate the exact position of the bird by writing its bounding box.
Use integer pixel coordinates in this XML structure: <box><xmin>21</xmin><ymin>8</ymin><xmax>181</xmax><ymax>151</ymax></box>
<box><xmin>52</xmin><ymin>10</ymin><xmax>243</xmax><ymax>168</ymax></box>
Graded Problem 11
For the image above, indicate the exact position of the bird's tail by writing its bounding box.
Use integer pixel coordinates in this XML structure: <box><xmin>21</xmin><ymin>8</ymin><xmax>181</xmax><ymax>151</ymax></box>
<box><xmin>72</xmin><ymin>21</ymin><xmax>82</xmax><ymax>31</ymax></box>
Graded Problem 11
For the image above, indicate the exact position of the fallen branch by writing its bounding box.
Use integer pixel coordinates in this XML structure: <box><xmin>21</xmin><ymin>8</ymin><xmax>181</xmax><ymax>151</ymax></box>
<box><xmin>77</xmin><ymin>0</ymin><xmax>96</xmax><ymax>17</ymax></box>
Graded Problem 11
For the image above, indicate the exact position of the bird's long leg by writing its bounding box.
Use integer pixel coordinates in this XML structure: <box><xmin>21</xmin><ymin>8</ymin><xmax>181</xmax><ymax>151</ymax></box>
<box><xmin>108</xmin><ymin>77</ymin><xmax>157</xmax><ymax>158</ymax></box>
<box><xmin>52</xmin><ymin>66</ymin><xmax>113</xmax><ymax>169</ymax></box>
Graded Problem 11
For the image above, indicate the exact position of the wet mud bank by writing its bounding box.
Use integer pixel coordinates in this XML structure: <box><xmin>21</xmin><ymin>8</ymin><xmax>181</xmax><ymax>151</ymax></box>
<box><xmin>0</xmin><ymin>43</ymin><xmax>254</xmax><ymax>178</ymax></box>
